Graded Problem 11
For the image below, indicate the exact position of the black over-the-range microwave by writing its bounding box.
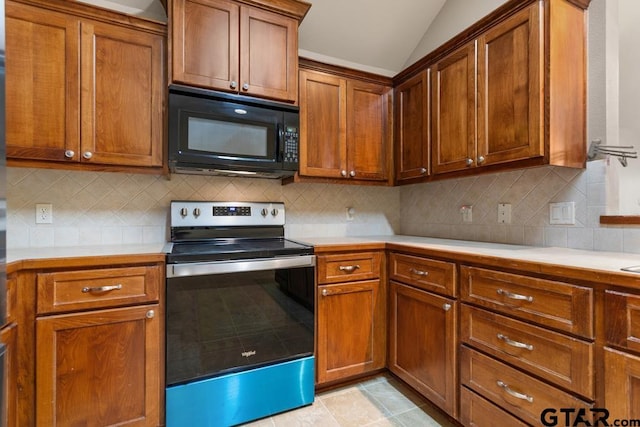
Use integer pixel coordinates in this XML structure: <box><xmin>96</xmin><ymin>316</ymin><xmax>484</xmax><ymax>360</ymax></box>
<box><xmin>168</xmin><ymin>84</ymin><xmax>300</xmax><ymax>178</ymax></box>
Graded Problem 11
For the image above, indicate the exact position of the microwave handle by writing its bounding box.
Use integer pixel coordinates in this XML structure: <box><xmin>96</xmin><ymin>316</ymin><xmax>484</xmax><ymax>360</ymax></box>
<box><xmin>277</xmin><ymin>124</ymin><xmax>284</xmax><ymax>160</ymax></box>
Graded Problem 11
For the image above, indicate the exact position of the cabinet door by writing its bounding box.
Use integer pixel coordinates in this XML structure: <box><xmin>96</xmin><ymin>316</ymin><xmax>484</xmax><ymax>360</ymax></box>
<box><xmin>240</xmin><ymin>6</ymin><xmax>298</xmax><ymax>102</ymax></box>
<box><xmin>5</xmin><ymin>2</ymin><xmax>80</xmax><ymax>162</ymax></box>
<box><xmin>171</xmin><ymin>0</ymin><xmax>240</xmax><ymax>91</ymax></box>
<box><xmin>316</xmin><ymin>280</ymin><xmax>386</xmax><ymax>384</ymax></box>
<box><xmin>431</xmin><ymin>42</ymin><xmax>476</xmax><ymax>175</ymax></box>
<box><xmin>389</xmin><ymin>281</ymin><xmax>457</xmax><ymax>417</ymax></box>
<box><xmin>80</xmin><ymin>20</ymin><xmax>164</xmax><ymax>167</ymax></box>
<box><xmin>477</xmin><ymin>3</ymin><xmax>543</xmax><ymax>166</ymax></box>
<box><xmin>1</xmin><ymin>324</ymin><xmax>17</xmax><ymax>427</ymax></box>
<box><xmin>346</xmin><ymin>80</ymin><xmax>391</xmax><ymax>181</ymax></box>
<box><xmin>395</xmin><ymin>70</ymin><xmax>429</xmax><ymax>182</ymax></box>
<box><xmin>36</xmin><ymin>305</ymin><xmax>161</xmax><ymax>427</ymax></box>
<box><xmin>604</xmin><ymin>348</ymin><xmax>640</xmax><ymax>419</ymax></box>
<box><xmin>299</xmin><ymin>70</ymin><xmax>347</xmax><ymax>178</ymax></box>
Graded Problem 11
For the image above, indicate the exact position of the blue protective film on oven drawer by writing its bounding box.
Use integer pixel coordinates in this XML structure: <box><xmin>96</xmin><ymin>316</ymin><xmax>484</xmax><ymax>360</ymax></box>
<box><xmin>165</xmin><ymin>356</ymin><xmax>315</xmax><ymax>426</ymax></box>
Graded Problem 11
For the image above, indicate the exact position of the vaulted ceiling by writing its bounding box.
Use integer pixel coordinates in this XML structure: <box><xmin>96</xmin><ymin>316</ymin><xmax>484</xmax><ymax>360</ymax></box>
<box><xmin>78</xmin><ymin>0</ymin><xmax>447</xmax><ymax>76</ymax></box>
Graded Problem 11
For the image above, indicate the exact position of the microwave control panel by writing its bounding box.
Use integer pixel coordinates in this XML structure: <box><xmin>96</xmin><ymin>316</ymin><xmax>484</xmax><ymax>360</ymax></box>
<box><xmin>283</xmin><ymin>126</ymin><xmax>299</xmax><ymax>164</ymax></box>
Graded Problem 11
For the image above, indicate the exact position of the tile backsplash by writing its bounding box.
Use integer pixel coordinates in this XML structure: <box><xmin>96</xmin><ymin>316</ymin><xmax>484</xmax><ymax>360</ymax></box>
<box><xmin>400</xmin><ymin>160</ymin><xmax>640</xmax><ymax>254</ymax></box>
<box><xmin>7</xmin><ymin>162</ymin><xmax>640</xmax><ymax>254</ymax></box>
<box><xmin>6</xmin><ymin>168</ymin><xmax>399</xmax><ymax>249</ymax></box>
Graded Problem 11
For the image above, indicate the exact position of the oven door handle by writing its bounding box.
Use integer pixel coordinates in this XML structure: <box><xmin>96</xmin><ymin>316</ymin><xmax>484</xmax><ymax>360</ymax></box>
<box><xmin>167</xmin><ymin>255</ymin><xmax>316</xmax><ymax>278</ymax></box>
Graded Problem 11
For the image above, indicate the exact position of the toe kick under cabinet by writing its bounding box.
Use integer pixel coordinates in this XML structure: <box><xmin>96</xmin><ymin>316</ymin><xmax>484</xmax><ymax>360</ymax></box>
<box><xmin>459</xmin><ymin>265</ymin><xmax>595</xmax><ymax>426</ymax></box>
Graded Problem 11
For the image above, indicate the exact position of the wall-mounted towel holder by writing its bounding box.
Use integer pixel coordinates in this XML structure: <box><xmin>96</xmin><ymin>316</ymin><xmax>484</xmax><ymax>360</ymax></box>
<box><xmin>587</xmin><ymin>139</ymin><xmax>637</xmax><ymax>167</ymax></box>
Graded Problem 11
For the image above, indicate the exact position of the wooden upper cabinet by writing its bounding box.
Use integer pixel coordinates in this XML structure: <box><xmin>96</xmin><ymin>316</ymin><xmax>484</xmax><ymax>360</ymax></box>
<box><xmin>6</xmin><ymin>0</ymin><xmax>166</xmax><ymax>170</ymax></box>
<box><xmin>299</xmin><ymin>64</ymin><xmax>392</xmax><ymax>183</ymax></box>
<box><xmin>172</xmin><ymin>0</ymin><xmax>300</xmax><ymax>103</ymax></box>
<box><xmin>299</xmin><ymin>70</ymin><xmax>347</xmax><ymax>178</ymax></box>
<box><xmin>172</xmin><ymin>0</ymin><xmax>240</xmax><ymax>90</ymax></box>
<box><xmin>346</xmin><ymin>80</ymin><xmax>390</xmax><ymax>181</ymax></box>
<box><xmin>394</xmin><ymin>70</ymin><xmax>429</xmax><ymax>182</ymax></box>
<box><xmin>431</xmin><ymin>42</ymin><xmax>476</xmax><ymax>175</ymax></box>
<box><xmin>81</xmin><ymin>21</ymin><xmax>164</xmax><ymax>167</ymax></box>
<box><xmin>5</xmin><ymin>2</ymin><xmax>79</xmax><ymax>161</ymax></box>
<box><xmin>396</xmin><ymin>0</ymin><xmax>588</xmax><ymax>181</ymax></box>
<box><xmin>477</xmin><ymin>3</ymin><xmax>543</xmax><ymax>167</ymax></box>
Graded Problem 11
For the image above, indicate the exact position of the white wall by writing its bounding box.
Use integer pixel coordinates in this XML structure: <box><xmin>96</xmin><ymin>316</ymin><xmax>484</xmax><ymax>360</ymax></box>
<box><xmin>614</xmin><ymin>0</ymin><xmax>640</xmax><ymax>214</ymax></box>
<box><xmin>403</xmin><ymin>0</ymin><xmax>507</xmax><ymax>68</ymax></box>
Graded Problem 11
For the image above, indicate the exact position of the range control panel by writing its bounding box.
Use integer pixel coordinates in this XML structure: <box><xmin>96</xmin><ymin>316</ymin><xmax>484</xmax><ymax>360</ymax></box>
<box><xmin>171</xmin><ymin>201</ymin><xmax>285</xmax><ymax>227</ymax></box>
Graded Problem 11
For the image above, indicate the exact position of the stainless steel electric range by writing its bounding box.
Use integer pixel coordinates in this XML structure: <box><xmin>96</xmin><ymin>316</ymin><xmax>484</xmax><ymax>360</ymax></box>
<box><xmin>164</xmin><ymin>201</ymin><xmax>315</xmax><ymax>426</ymax></box>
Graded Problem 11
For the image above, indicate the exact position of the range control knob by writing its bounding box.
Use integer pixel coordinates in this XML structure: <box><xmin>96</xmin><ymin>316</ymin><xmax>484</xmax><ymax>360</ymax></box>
<box><xmin>261</xmin><ymin>208</ymin><xmax>269</xmax><ymax>217</ymax></box>
<box><xmin>271</xmin><ymin>209</ymin><xmax>279</xmax><ymax>217</ymax></box>
<box><xmin>179</xmin><ymin>208</ymin><xmax>188</xmax><ymax>218</ymax></box>
<box><xmin>193</xmin><ymin>208</ymin><xmax>201</xmax><ymax>218</ymax></box>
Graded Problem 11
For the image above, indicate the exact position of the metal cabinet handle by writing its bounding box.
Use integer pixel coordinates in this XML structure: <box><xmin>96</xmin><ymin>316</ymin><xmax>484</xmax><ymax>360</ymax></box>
<box><xmin>82</xmin><ymin>284</ymin><xmax>122</xmax><ymax>293</ymax></box>
<box><xmin>420</xmin><ymin>167</ymin><xmax>427</xmax><ymax>174</ymax></box>
<box><xmin>230</xmin><ymin>81</ymin><xmax>238</xmax><ymax>89</ymax></box>
<box><xmin>349</xmin><ymin>170</ymin><xmax>356</xmax><ymax>177</ymax></box>
<box><xmin>321</xmin><ymin>288</ymin><xmax>328</xmax><ymax>297</ymax></box>
<box><xmin>339</xmin><ymin>265</ymin><xmax>360</xmax><ymax>273</ymax></box>
<box><xmin>497</xmin><ymin>289</ymin><xmax>533</xmax><ymax>302</ymax></box>
<box><xmin>410</xmin><ymin>268</ymin><xmax>429</xmax><ymax>276</ymax></box>
<box><xmin>146</xmin><ymin>310</ymin><xmax>155</xmax><ymax>319</ymax></box>
<box><xmin>497</xmin><ymin>333</ymin><xmax>533</xmax><ymax>351</ymax></box>
<box><xmin>466</xmin><ymin>158</ymin><xmax>474</xmax><ymax>166</ymax></box>
<box><xmin>496</xmin><ymin>380</ymin><xmax>533</xmax><ymax>403</ymax></box>
<box><xmin>64</xmin><ymin>150</ymin><xmax>75</xmax><ymax>159</ymax></box>
<box><xmin>477</xmin><ymin>155</ymin><xmax>486</xmax><ymax>164</ymax></box>
<box><xmin>341</xmin><ymin>170</ymin><xmax>347</xmax><ymax>177</ymax></box>
<box><xmin>443</xmin><ymin>303</ymin><xmax>452</xmax><ymax>311</ymax></box>
<box><xmin>83</xmin><ymin>151</ymin><xmax>93</xmax><ymax>160</ymax></box>
<box><xmin>242</xmin><ymin>83</ymin><xmax>249</xmax><ymax>91</ymax></box>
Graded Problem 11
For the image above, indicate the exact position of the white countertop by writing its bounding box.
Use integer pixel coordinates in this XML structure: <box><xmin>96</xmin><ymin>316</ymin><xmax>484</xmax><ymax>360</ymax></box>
<box><xmin>296</xmin><ymin>235</ymin><xmax>640</xmax><ymax>276</ymax></box>
<box><xmin>7</xmin><ymin>243</ymin><xmax>169</xmax><ymax>264</ymax></box>
<box><xmin>7</xmin><ymin>235</ymin><xmax>640</xmax><ymax>278</ymax></box>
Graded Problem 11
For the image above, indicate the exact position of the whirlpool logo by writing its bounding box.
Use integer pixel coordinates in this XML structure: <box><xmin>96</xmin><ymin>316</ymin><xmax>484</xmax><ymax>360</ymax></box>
<box><xmin>540</xmin><ymin>408</ymin><xmax>640</xmax><ymax>427</ymax></box>
<box><xmin>241</xmin><ymin>350</ymin><xmax>256</xmax><ymax>358</ymax></box>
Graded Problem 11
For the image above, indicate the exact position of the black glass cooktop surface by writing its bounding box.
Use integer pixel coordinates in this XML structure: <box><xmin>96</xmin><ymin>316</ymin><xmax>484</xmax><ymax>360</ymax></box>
<box><xmin>167</xmin><ymin>238</ymin><xmax>314</xmax><ymax>263</ymax></box>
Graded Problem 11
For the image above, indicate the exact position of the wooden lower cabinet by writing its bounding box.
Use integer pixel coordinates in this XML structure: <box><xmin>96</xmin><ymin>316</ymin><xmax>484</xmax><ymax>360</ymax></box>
<box><xmin>389</xmin><ymin>281</ymin><xmax>457</xmax><ymax>417</ymax></box>
<box><xmin>36</xmin><ymin>304</ymin><xmax>161</xmax><ymax>426</ymax></box>
<box><xmin>316</xmin><ymin>279</ymin><xmax>386</xmax><ymax>384</ymax></box>
<box><xmin>604</xmin><ymin>348</ymin><xmax>640</xmax><ymax>419</ymax></box>
<box><xmin>1</xmin><ymin>323</ymin><xmax>17</xmax><ymax>427</ymax></box>
<box><xmin>460</xmin><ymin>386</ymin><xmax>529</xmax><ymax>427</ymax></box>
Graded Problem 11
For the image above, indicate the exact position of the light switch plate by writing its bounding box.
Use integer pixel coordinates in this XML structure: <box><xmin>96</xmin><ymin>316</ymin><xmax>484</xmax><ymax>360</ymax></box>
<box><xmin>549</xmin><ymin>202</ymin><xmax>575</xmax><ymax>225</ymax></box>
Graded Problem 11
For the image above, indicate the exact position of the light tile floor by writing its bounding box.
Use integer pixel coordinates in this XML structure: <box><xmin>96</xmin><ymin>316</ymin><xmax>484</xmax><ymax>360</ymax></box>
<box><xmin>242</xmin><ymin>374</ymin><xmax>459</xmax><ymax>427</ymax></box>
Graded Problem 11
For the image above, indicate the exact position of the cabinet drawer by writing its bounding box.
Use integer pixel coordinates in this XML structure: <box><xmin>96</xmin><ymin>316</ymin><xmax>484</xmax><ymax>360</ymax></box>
<box><xmin>605</xmin><ymin>290</ymin><xmax>640</xmax><ymax>354</ymax></box>
<box><xmin>460</xmin><ymin>266</ymin><xmax>593</xmax><ymax>338</ymax></box>
<box><xmin>389</xmin><ymin>253</ymin><xmax>456</xmax><ymax>297</ymax></box>
<box><xmin>460</xmin><ymin>347</ymin><xmax>592</xmax><ymax>426</ymax></box>
<box><xmin>317</xmin><ymin>252</ymin><xmax>381</xmax><ymax>284</ymax></box>
<box><xmin>37</xmin><ymin>265</ymin><xmax>161</xmax><ymax>314</ymax></box>
<box><xmin>460</xmin><ymin>386</ymin><xmax>529</xmax><ymax>427</ymax></box>
<box><xmin>461</xmin><ymin>304</ymin><xmax>593</xmax><ymax>399</ymax></box>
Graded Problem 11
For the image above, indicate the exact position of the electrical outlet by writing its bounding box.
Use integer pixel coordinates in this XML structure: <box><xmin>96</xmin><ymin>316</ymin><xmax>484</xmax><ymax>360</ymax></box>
<box><xmin>497</xmin><ymin>203</ymin><xmax>512</xmax><ymax>224</ymax></box>
<box><xmin>460</xmin><ymin>205</ymin><xmax>473</xmax><ymax>223</ymax></box>
<box><xmin>36</xmin><ymin>203</ymin><xmax>53</xmax><ymax>224</ymax></box>
<box><xmin>346</xmin><ymin>207</ymin><xmax>355</xmax><ymax>221</ymax></box>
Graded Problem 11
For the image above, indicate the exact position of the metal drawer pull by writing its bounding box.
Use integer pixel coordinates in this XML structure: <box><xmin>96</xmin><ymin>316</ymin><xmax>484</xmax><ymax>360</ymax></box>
<box><xmin>322</xmin><ymin>289</ymin><xmax>328</xmax><ymax>297</ymax></box>
<box><xmin>496</xmin><ymin>380</ymin><xmax>533</xmax><ymax>403</ymax></box>
<box><xmin>443</xmin><ymin>303</ymin><xmax>452</xmax><ymax>311</ymax></box>
<box><xmin>82</xmin><ymin>284</ymin><xmax>123</xmax><ymax>293</ymax></box>
<box><xmin>410</xmin><ymin>268</ymin><xmax>429</xmax><ymax>276</ymax></box>
<box><xmin>497</xmin><ymin>289</ymin><xmax>533</xmax><ymax>302</ymax></box>
<box><xmin>338</xmin><ymin>265</ymin><xmax>360</xmax><ymax>273</ymax></box>
<box><xmin>497</xmin><ymin>333</ymin><xmax>534</xmax><ymax>351</ymax></box>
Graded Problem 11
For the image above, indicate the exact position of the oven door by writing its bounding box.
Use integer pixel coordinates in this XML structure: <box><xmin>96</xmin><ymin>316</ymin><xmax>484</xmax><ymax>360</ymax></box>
<box><xmin>166</xmin><ymin>255</ymin><xmax>315</xmax><ymax>387</ymax></box>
